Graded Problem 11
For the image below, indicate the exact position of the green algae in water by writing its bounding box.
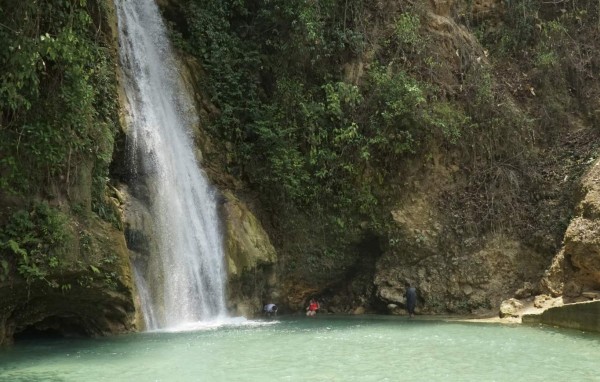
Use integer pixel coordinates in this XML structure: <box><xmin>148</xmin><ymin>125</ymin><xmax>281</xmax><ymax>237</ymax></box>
<box><xmin>1</xmin><ymin>316</ymin><xmax>599</xmax><ymax>382</ymax></box>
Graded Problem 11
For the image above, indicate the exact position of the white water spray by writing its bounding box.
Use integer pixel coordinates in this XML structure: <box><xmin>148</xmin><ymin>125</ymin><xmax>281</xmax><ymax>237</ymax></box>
<box><xmin>115</xmin><ymin>0</ymin><xmax>228</xmax><ymax>329</ymax></box>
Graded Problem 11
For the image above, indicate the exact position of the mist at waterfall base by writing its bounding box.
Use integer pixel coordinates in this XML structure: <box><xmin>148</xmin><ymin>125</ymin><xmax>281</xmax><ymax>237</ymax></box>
<box><xmin>115</xmin><ymin>0</ymin><xmax>229</xmax><ymax>329</ymax></box>
<box><xmin>2</xmin><ymin>316</ymin><xmax>600</xmax><ymax>381</ymax></box>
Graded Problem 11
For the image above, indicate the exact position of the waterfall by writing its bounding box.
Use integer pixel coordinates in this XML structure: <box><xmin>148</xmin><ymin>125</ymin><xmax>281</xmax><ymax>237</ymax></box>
<box><xmin>115</xmin><ymin>0</ymin><xmax>228</xmax><ymax>329</ymax></box>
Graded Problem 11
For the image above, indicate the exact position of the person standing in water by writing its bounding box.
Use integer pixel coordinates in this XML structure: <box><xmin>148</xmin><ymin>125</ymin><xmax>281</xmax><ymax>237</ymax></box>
<box><xmin>405</xmin><ymin>282</ymin><xmax>417</xmax><ymax>318</ymax></box>
<box><xmin>306</xmin><ymin>298</ymin><xmax>320</xmax><ymax>317</ymax></box>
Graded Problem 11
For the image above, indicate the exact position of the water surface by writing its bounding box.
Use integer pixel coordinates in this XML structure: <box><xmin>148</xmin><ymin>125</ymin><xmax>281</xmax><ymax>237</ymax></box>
<box><xmin>1</xmin><ymin>316</ymin><xmax>599</xmax><ymax>381</ymax></box>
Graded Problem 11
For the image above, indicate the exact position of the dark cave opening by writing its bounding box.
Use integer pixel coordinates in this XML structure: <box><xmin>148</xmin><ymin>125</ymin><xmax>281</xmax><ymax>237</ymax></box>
<box><xmin>13</xmin><ymin>316</ymin><xmax>89</xmax><ymax>342</ymax></box>
<box><xmin>320</xmin><ymin>232</ymin><xmax>388</xmax><ymax>313</ymax></box>
<box><xmin>14</xmin><ymin>326</ymin><xmax>65</xmax><ymax>341</ymax></box>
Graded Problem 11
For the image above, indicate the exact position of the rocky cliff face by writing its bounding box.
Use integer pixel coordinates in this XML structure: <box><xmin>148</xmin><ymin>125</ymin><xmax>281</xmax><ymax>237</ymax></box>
<box><xmin>253</xmin><ymin>0</ymin><xmax>596</xmax><ymax>315</ymax></box>
<box><xmin>110</xmin><ymin>0</ymin><xmax>600</xmax><ymax>320</ymax></box>
<box><xmin>222</xmin><ymin>191</ymin><xmax>278</xmax><ymax>316</ymax></box>
<box><xmin>360</xmin><ymin>0</ymin><xmax>599</xmax><ymax>315</ymax></box>
<box><xmin>542</xmin><ymin>159</ymin><xmax>600</xmax><ymax>300</ymax></box>
<box><xmin>0</xmin><ymin>0</ymin><xmax>139</xmax><ymax>345</ymax></box>
<box><xmin>0</xmin><ymin>210</ymin><xmax>138</xmax><ymax>346</ymax></box>
<box><xmin>4</xmin><ymin>0</ymin><xmax>597</xmax><ymax>347</ymax></box>
<box><xmin>155</xmin><ymin>0</ymin><xmax>599</xmax><ymax>317</ymax></box>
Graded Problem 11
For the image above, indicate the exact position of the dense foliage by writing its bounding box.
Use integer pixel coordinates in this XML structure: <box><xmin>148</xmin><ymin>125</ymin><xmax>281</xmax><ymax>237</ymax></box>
<box><xmin>460</xmin><ymin>0</ymin><xmax>600</xmax><ymax>240</ymax></box>
<box><xmin>0</xmin><ymin>0</ymin><xmax>596</xmax><ymax>289</ymax></box>
<box><xmin>0</xmin><ymin>0</ymin><xmax>120</xmax><ymax>283</ymax></box>
<box><xmin>167</xmin><ymin>0</ymin><xmax>599</xmax><ymax>278</ymax></box>
<box><xmin>0</xmin><ymin>0</ymin><xmax>118</xmax><ymax>209</ymax></box>
<box><xmin>176</xmin><ymin>0</ymin><xmax>466</xmax><ymax>235</ymax></box>
<box><xmin>0</xmin><ymin>202</ymin><xmax>69</xmax><ymax>286</ymax></box>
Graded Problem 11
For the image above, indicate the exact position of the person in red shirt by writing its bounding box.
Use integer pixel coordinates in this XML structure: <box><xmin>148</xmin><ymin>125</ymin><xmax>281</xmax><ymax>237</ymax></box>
<box><xmin>306</xmin><ymin>298</ymin><xmax>320</xmax><ymax>317</ymax></box>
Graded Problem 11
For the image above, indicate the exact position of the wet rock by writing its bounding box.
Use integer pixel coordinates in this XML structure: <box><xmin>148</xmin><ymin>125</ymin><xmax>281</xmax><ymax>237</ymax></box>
<box><xmin>223</xmin><ymin>191</ymin><xmax>276</xmax><ymax>277</ymax></box>
<box><xmin>387</xmin><ymin>304</ymin><xmax>403</xmax><ymax>315</ymax></box>
<box><xmin>0</xmin><ymin>219</ymin><xmax>138</xmax><ymax>345</ymax></box>
<box><xmin>222</xmin><ymin>191</ymin><xmax>277</xmax><ymax>317</ymax></box>
<box><xmin>582</xmin><ymin>291</ymin><xmax>600</xmax><ymax>300</ymax></box>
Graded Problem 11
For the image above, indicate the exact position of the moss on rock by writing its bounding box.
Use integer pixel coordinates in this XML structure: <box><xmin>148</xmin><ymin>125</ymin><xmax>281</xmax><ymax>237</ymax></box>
<box><xmin>0</xmin><ymin>213</ymin><xmax>137</xmax><ymax>346</ymax></box>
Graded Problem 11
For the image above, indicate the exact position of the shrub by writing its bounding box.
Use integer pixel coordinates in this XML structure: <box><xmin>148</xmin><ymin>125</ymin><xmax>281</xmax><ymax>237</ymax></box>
<box><xmin>0</xmin><ymin>202</ymin><xmax>70</xmax><ymax>285</ymax></box>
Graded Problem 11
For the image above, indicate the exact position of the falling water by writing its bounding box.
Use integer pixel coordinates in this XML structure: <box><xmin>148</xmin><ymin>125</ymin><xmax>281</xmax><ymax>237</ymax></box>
<box><xmin>115</xmin><ymin>0</ymin><xmax>228</xmax><ymax>329</ymax></box>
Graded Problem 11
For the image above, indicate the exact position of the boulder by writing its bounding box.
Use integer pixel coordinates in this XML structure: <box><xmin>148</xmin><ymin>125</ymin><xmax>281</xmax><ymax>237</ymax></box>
<box><xmin>499</xmin><ymin>298</ymin><xmax>524</xmax><ymax>318</ymax></box>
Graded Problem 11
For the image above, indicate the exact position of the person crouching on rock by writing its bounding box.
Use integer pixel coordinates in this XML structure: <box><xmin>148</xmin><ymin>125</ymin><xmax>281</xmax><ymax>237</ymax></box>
<box><xmin>264</xmin><ymin>303</ymin><xmax>278</xmax><ymax>317</ymax></box>
<box><xmin>306</xmin><ymin>298</ymin><xmax>320</xmax><ymax>317</ymax></box>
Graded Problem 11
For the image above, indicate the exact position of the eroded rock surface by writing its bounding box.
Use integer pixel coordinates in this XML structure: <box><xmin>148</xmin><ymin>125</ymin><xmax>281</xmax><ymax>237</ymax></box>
<box><xmin>222</xmin><ymin>192</ymin><xmax>278</xmax><ymax>317</ymax></box>
<box><xmin>542</xmin><ymin>159</ymin><xmax>600</xmax><ymax>298</ymax></box>
<box><xmin>0</xmin><ymin>218</ymin><xmax>137</xmax><ymax>346</ymax></box>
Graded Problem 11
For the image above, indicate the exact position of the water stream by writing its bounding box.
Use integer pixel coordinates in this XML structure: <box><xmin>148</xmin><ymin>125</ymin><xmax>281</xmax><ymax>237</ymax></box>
<box><xmin>115</xmin><ymin>0</ymin><xmax>227</xmax><ymax>329</ymax></box>
<box><xmin>1</xmin><ymin>317</ymin><xmax>599</xmax><ymax>381</ymax></box>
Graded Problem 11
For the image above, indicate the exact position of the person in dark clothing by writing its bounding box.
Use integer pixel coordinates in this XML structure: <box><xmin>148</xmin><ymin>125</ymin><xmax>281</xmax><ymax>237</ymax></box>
<box><xmin>405</xmin><ymin>282</ymin><xmax>417</xmax><ymax>318</ymax></box>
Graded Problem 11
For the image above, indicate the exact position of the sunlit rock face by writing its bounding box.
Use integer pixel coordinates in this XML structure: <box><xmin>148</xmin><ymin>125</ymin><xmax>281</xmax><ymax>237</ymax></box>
<box><xmin>374</xmin><ymin>189</ymin><xmax>548</xmax><ymax>315</ymax></box>
<box><xmin>499</xmin><ymin>298</ymin><xmax>523</xmax><ymax>318</ymax></box>
<box><xmin>542</xmin><ymin>159</ymin><xmax>600</xmax><ymax>299</ymax></box>
<box><xmin>222</xmin><ymin>191</ymin><xmax>278</xmax><ymax>317</ymax></box>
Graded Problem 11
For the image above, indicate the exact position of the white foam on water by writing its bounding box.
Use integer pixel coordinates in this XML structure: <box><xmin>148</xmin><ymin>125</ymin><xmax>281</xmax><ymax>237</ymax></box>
<box><xmin>153</xmin><ymin>317</ymin><xmax>280</xmax><ymax>333</ymax></box>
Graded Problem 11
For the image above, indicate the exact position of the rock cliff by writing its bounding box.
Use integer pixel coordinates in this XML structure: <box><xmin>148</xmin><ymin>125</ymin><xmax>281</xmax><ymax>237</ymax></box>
<box><xmin>155</xmin><ymin>0</ymin><xmax>600</xmax><ymax>317</ymax></box>
<box><xmin>542</xmin><ymin>159</ymin><xmax>600</xmax><ymax>299</ymax></box>
<box><xmin>0</xmin><ymin>211</ymin><xmax>138</xmax><ymax>346</ymax></box>
<box><xmin>2</xmin><ymin>0</ymin><xmax>599</xmax><ymax>346</ymax></box>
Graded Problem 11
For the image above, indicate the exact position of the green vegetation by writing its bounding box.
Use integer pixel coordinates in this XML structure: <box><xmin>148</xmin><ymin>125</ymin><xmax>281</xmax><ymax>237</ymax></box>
<box><xmin>168</xmin><ymin>0</ymin><xmax>465</xmax><ymax>276</ymax></box>
<box><xmin>472</xmin><ymin>0</ymin><xmax>599</xmax><ymax>133</ymax></box>
<box><xmin>177</xmin><ymin>0</ymin><xmax>465</xmax><ymax>222</ymax></box>
<box><xmin>455</xmin><ymin>0</ymin><xmax>600</xmax><ymax>241</ymax></box>
<box><xmin>167</xmin><ymin>0</ymin><xmax>544</xmax><ymax>275</ymax></box>
<box><xmin>0</xmin><ymin>0</ymin><xmax>123</xmax><ymax>287</ymax></box>
<box><xmin>0</xmin><ymin>0</ymin><xmax>596</xmax><ymax>310</ymax></box>
<box><xmin>168</xmin><ymin>0</ymin><xmax>599</xmax><ymax>279</ymax></box>
<box><xmin>0</xmin><ymin>0</ymin><xmax>119</xmax><ymax>209</ymax></box>
<box><xmin>0</xmin><ymin>202</ymin><xmax>69</xmax><ymax>285</ymax></box>
<box><xmin>0</xmin><ymin>199</ymin><xmax>122</xmax><ymax>290</ymax></box>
